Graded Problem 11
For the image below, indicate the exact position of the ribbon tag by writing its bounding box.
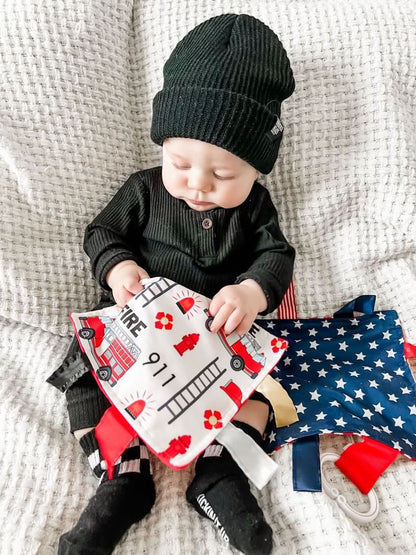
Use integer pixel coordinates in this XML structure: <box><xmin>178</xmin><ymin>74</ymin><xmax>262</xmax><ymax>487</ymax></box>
<box><xmin>216</xmin><ymin>422</ymin><xmax>278</xmax><ymax>490</ymax></box>
<box><xmin>256</xmin><ymin>375</ymin><xmax>298</xmax><ymax>428</ymax></box>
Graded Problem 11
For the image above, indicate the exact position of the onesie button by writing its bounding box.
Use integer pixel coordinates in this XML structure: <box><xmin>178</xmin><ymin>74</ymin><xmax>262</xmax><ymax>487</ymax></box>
<box><xmin>202</xmin><ymin>218</ymin><xmax>213</xmax><ymax>230</ymax></box>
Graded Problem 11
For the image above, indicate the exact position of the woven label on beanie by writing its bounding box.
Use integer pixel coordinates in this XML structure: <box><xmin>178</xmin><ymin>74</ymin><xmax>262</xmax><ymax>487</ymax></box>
<box><xmin>70</xmin><ymin>277</ymin><xmax>288</xmax><ymax>470</ymax></box>
<box><xmin>267</xmin><ymin>117</ymin><xmax>284</xmax><ymax>141</ymax></box>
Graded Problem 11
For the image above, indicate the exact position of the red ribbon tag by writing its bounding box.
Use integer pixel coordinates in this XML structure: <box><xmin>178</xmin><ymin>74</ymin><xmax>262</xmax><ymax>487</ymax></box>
<box><xmin>335</xmin><ymin>437</ymin><xmax>400</xmax><ymax>494</ymax></box>
<box><xmin>94</xmin><ymin>406</ymin><xmax>138</xmax><ymax>480</ymax></box>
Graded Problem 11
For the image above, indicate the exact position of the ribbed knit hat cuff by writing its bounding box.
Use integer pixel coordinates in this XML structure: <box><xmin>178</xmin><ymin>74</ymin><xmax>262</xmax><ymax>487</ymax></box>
<box><xmin>151</xmin><ymin>87</ymin><xmax>283</xmax><ymax>174</ymax></box>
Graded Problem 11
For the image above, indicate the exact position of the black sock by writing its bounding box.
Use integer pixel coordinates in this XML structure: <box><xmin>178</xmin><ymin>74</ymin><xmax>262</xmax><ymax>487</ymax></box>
<box><xmin>186</xmin><ymin>421</ymin><xmax>273</xmax><ymax>555</ymax></box>
<box><xmin>58</xmin><ymin>431</ymin><xmax>155</xmax><ymax>555</ymax></box>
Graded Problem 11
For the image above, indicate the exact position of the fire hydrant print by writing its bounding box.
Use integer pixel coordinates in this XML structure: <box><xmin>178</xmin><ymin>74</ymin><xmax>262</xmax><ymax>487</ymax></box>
<box><xmin>71</xmin><ymin>277</ymin><xmax>288</xmax><ymax>469</ymax></box>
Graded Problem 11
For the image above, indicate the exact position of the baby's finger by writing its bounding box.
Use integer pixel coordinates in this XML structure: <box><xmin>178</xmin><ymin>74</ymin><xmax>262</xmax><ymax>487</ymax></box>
<box><xmin>235</xmin><ymin>314</ymin><xmax>254</xmax><ymax>337</ymax></box>
<box><xmin>209</xmin><ymin>292</ymin><xmax>225</xmax><ymax>317</ymax></box>
<box><xmin>223</xmin><ymin>308</ymin><xmax>245</xmax><ymax>336</ymax></box>
<box><xmin>116</xmin><ymin>287</ymin><xmax>134</xmax><ymax>308</ymax></box>
<box><xmin>138</xmin><ymin>268</ymin><xmax>150</xmax><ymax>281</ymax></box>
<box><xmin>210</xmin><ymin>304</ymin><xmax>234</xmax><ymax>333</ymax></box>
<box><xmin>127</xmin><ymin>279</ymin><xmax>145</xmax><ymax>296</ymax></box>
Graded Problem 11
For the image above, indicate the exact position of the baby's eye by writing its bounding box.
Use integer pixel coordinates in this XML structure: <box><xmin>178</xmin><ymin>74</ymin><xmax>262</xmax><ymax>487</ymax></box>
<box><xmin>173</xmin><ymin>163</ymin><xmax>191</xmax><ymax>170</ymax></box>
<box><xmin>214</xmin><ymin>173</ymin><xmax>234</xmax><ymax>181</ymax></box>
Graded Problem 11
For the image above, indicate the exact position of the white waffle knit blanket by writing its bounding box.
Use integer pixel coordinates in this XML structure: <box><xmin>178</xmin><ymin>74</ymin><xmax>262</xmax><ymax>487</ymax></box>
<box><xmin>1</xmin><ymin>1</ymin><xmax>415</xmax><ymax>554</ymax></box>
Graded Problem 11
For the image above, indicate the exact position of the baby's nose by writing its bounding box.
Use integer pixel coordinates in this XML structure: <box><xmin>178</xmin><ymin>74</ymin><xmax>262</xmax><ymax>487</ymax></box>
<box><xmin>188</xmin><ymin>171</ymin><xmax>213</xmax><ymax>192</ymax></box>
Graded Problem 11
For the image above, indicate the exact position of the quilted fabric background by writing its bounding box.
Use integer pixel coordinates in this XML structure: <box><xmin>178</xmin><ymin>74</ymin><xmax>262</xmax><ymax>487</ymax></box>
<box><xmin>0</xmin><ymin>1</ymin><xmax>415</xmax><ymax>553</ymax></box>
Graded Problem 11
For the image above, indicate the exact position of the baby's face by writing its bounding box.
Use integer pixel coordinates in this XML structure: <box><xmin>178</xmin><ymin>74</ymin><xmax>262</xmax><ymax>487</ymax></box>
<box><xmin>162</xmin><ymin>138</ymin><xmax>258</xmax><ymax>211</ymax></box>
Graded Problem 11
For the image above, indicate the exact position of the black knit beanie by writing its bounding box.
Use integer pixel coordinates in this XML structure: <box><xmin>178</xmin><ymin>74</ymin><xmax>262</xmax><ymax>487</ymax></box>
<box><xmin>151</xmin><ymin>13</ymin><xmax>295</xmax><ymax>174</ymax></box>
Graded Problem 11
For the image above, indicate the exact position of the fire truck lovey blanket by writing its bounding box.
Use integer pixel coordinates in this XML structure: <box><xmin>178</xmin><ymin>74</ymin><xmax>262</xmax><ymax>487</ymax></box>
<box><xmin>70</xmin><ymin>277</ymin><xmax>292</xmax><ymax>487</ymax></box>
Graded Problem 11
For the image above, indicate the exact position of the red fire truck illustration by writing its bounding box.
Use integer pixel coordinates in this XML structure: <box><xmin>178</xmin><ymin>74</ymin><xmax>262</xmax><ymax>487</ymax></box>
<box><xmin>204</xmin><ymin>310</ymin><xmax>266</xmax><ymax>379</ymax></box>
<box><xmin>78</xmin><ymin>317</ymin><xmax>140</xmax><ymax>387</ymax></box>
<box><xmin>101</xmin><ymin>323</ymin><xmax>141</xmax><ymax>387</ymax></box>
<box><xmin>78</xmin><ymin>315</ymin><xmax>113</xmax><ymax>346</ymax></box>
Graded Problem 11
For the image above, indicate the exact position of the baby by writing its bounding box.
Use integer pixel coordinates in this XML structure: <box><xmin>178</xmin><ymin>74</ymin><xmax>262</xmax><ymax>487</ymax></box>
<box><xmin>50</xmin><ymin>13</ymin><xmax>295</xmax><ymax>555</ymax></box>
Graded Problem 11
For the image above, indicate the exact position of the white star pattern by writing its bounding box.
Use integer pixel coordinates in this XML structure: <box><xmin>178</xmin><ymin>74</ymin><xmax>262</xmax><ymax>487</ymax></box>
<box><xmin>310</xmin><ymin>390</ymin><xmax>321</xmax><ymax>401</ymax></box>
<box><xmin>316</xmin><ymin>411</ymin><xmax>327</xmax><ymax>420</ymax></box>
<box><xmin>393</xmin><ymin>416</ymin><xmax>405</xmax><ymax>428</ymax></box>
<box><xmin>295</xmin><ymin>403</ymin><xmax>306</xmax><ymax>414</ymax></box>
<box><xmin>256</xmin><ymin>307</ymin><xmax>416</xmax><ymax>461</ymax></box>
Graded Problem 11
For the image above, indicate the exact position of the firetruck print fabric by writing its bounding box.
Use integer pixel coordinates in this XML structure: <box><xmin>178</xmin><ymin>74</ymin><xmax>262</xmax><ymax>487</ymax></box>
<box><xmin>257</xmin><ymin>310</ymin><xmax>416</xmax><ymax>461</ymax></box>
<box><xmin>71</xmin><ymin>277</ymin><xmax>288</xmax><ymax>469</ymax></box>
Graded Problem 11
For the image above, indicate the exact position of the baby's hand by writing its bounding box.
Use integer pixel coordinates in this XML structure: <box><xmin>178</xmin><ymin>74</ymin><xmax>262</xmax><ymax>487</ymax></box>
<box><xmin>209</xmin><ymin>280</ymin><xmax>267</xmax><ymax>336</ymax></box>
<box><xmin>106</xmin><ymin>260</ymin><xmax>149</xmax><ymax>307</ymax></box>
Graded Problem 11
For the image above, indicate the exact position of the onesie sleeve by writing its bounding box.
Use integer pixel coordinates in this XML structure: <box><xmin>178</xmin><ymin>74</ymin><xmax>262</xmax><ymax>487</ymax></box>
<box><xmin>235</xmin><ymin>185</ymin><xmax>295</xmax><ymax>314</ymax></box>
<box><xmin>83</xmin><ymin>172</ymin><xmax>149</xmax><ymax>289</ymax></box>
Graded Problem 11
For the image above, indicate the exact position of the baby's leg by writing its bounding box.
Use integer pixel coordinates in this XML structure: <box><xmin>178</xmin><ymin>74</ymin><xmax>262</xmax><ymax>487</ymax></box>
<box><xmin>59</xmin><ymin>371</ymin><xmax>155</xmax><ymax>555</ymax></box>
<box><xmin>186</xmin><ymin>394</ymin><xmax>273</xmax><ymax>555</ymax></box>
